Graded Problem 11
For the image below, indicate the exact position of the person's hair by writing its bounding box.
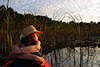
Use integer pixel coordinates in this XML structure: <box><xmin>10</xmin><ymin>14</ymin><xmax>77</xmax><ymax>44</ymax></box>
<box><xmin>20</xmin><ymin>33</ymin><xmax>37</xmax><ymax>46</ymax></box>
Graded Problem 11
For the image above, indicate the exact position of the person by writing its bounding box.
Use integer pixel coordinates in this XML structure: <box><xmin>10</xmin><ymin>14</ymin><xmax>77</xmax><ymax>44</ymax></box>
<box><xmin>2</xmin><ymin>25</ymin><xmax>51</xmax><ymax>67</ymax></box>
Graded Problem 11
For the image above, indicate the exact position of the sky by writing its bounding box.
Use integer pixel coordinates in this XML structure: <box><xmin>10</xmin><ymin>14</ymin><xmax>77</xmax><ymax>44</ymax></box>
<box><xmin>0</xmin><ymin>0</ymin><xmax>100</xmax><ymax>22</ymax></box>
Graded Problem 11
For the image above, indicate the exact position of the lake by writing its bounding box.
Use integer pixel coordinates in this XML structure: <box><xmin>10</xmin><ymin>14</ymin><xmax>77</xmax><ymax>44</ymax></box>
<box><xmin>44</xmin><ymin>47</ymin><xmax>100</xmax><ymax>67</ymax></box>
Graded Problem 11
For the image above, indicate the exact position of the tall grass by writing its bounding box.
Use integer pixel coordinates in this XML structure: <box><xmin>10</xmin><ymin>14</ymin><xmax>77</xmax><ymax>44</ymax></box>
<box><xmin>0</xmin><ymin>10</ymin><xmax>13</xmax><ymax>55</ymax></box>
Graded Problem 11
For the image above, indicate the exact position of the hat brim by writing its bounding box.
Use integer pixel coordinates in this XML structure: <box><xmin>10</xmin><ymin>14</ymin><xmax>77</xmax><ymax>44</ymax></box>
<box><xmin>20</xmin><ymin>31</ymin><xmax>42</xmax><ymax>40</ymax></box>
<box><xmin>35</xmin><ymin>31</ymin><xmax>43</xmax><ymax>35</ymax></box>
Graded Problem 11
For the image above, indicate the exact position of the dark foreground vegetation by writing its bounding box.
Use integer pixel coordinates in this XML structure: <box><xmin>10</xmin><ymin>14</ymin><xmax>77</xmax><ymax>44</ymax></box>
<box><xmin>0</xmin><ymin>5</ymin><xmax>100</xmax><ymax>65</ymax></box>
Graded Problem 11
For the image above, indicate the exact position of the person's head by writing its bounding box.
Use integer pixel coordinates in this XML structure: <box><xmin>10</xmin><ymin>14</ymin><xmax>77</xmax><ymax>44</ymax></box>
<box><xmin>20</xmin><ymin>25</ymin><xmax>42</xmax><ymax>46</ymax></box>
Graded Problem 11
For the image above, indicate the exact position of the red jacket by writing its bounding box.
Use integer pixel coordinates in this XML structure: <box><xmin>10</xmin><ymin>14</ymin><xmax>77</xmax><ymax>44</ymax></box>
<box><xmin>2</xmin><ymin>58</ymin><xmax>51</xmax><ymax>67</ymax></box>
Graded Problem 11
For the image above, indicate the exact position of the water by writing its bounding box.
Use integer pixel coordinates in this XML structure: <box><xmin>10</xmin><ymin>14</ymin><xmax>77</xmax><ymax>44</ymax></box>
<box><xmin>93</xmin><ymin>47</ymin><xmax>100</xmax><ymax>67</ymax></box>
<box><xmin>44</xmin><ymin>47</ymin><xmax>100</xmax><ymax>67</ymax></box>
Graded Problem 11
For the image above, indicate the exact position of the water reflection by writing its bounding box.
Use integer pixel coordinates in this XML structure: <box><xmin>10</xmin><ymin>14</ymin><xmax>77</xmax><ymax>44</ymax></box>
<box><xmin>44</xmin><ymin>47</ymin><xmax>100</xmax><ymax>67</ymax></box>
